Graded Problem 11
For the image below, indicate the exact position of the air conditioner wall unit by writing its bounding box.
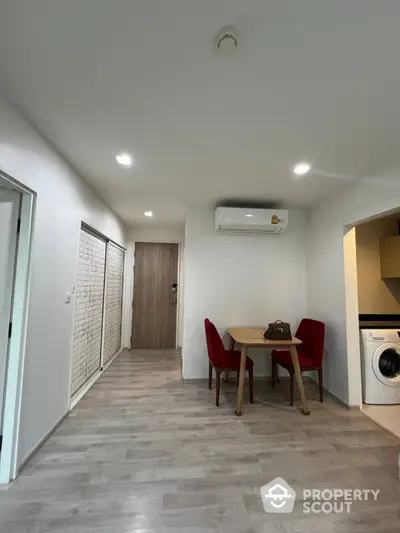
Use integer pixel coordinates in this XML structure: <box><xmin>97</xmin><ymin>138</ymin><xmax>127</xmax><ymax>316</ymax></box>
<box><xmin>214</xmin><ymin>207</ymin><xmax>289</xmax><ymax>234</ymax></box>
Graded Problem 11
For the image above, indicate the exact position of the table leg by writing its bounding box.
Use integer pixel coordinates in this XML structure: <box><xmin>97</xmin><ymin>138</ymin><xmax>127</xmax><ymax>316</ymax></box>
<box><xmin>290</xmin><ymin>345</ymin><xmax>310</xmax><ymax>415</ymax></box>
<box><xmin>235</xmin><ymin>345</ymin><xmax>247</xmax><ymax>416</ymax></box>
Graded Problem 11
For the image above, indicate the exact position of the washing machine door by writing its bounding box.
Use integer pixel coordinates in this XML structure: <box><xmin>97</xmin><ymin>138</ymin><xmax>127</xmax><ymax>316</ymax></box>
<box><xmin>372</xmin><ymin>343</ymin><xmax>400</xmax><ymax>386</ymax></box>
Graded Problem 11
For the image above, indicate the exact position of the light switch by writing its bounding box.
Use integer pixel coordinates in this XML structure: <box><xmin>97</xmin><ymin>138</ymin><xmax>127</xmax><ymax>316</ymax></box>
<box><xmin>65</xmin><ymin>292</ymin><xmax>72</xmax><ymax>304</ymax></box>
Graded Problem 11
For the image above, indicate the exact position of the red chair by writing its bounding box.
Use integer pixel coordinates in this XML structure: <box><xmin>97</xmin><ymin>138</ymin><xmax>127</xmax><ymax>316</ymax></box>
<box><xmin>271</xmin><ymin>318</ymin><xmax>325</xmax><ymax>405</ymax></box>
<box><xmin>204</xmin><ymin>318</ymin><xmax>254</xmax><ymax>406</ymax></box>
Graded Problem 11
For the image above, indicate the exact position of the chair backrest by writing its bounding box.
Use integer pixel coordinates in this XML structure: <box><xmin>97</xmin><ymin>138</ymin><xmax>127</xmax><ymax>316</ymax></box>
<box><xmin>296</xmin><ymin>318</ymin><xmax>325</xmax><ymax>366</ymax></box>
<box><xmin>204</xmin><ymin>318</ymin><xmax>227</xmax><ymax>367</ymax></box>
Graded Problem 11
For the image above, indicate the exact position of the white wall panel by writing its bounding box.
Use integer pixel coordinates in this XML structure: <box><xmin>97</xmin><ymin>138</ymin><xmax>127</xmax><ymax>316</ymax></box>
<box><xmin>182</xmin><ymin>206</ymin><xmax>307</xmax><ymax>378</ymax></box>
<box><xmin>0</xmin><ymin>96</ymin><xmax>126</xmax><ymax>466</ymax></box>
<box><xmin>70</xmin><ymin>230</ymin><xmax>106</xmax><ymax>396</ymax></box>
<box><xmin>103</xmin><ymin>244</ymin><xmax>124</xmax><ymax>364</ymax></box>
<box><xmin>306</xmin><ymin>166</ymin><xmax>400</xmax><ymax>405</ymax></box>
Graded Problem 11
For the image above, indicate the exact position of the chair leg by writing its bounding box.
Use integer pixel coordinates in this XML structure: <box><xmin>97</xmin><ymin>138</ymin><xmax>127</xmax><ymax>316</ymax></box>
<box><xmin>216</xmin><ymin>370</ymin><xmax>221</xmax><ymax>406</ymax></box>
<box><xmin>318</xmin><ymin>368</ymin><xmax>324</xmax><ymax>402</ymax></box>
<box><xmin>289</xmin><ymin>371</ymin><xmax>294</xmax><ymax>406</ymax></box>
<box><xmin>249</xmin><ymin>368</ymin><xmax>254</xmax><ymax>404</ymax></box>
<box><xmin>276</xmin><ymin>363</ymin><xmax>280</xmax><ymax>383</ymax></box>
<box><xmin>208</xmin><ymin>362</ymin><xmax>212</xmax><ymax>390</ymax></box>
<box><xmin>271</xmin><ymin>358</ymin><xmax>276</xmax><ymax>388</ymax></box>
<box><xmin>236</xmin><ymin>371</ymin><xmax>240</xmax><ymax>386</ymax></box>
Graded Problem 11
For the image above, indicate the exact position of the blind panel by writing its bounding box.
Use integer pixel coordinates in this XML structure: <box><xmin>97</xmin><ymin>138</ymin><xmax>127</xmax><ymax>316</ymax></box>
<box><xmin>103</xmin><ymin>243</ymin><xmax>125</xmax><ymax>364</ymax></box>
<box><xmin>71</xmin><ymin>229</ymin><xmax>106</xmax><ymax>397</ymax></box>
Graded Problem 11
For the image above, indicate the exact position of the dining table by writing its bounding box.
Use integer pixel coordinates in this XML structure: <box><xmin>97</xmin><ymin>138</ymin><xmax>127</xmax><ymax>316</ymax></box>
<box><xmin>227</xmin><ymin>328</ymin><xmax>310</xmax><ymax>416</ymax></box>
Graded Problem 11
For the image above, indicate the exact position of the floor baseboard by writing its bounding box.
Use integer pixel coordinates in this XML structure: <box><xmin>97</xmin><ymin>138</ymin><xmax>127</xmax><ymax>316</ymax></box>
<box><xmin>19</xmin><ymin>349</ymin><xmax>123</xmax><ymax>478</ymax></box>
<box><xmin>308</xmin><ymin>375</ymin><xmax>359</xmax><ymax>410</ymax></box>
<box><xmin>18</xmin><ymin>409</ymin><xmax>69</xmax><ymax>475</ymax></box>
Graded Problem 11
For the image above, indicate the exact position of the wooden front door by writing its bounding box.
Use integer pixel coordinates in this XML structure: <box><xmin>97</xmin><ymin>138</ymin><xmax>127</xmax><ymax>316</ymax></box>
<box><xmin>132</xmin><ymin>242</ymin><xmax>179</xmax><ymax>349</ymax></box>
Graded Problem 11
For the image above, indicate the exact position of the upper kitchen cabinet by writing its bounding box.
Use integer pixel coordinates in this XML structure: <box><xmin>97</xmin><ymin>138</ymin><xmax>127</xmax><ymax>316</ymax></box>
<box><xmin>380</xmin><ymin>235</ymin><xmax>400</xmax><ymax>278</ymax></box>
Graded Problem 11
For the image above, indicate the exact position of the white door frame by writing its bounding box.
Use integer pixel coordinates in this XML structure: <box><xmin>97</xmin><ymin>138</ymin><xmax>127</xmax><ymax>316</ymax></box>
<box><xmin>0</xmin><ymin>188</ymin><xmax>20</xmax><ymax>434</ymax></box>
<box><xmin>0</xmin><ymin>171</ymin><xmax>35</xmax><ymax>484</ymax></box>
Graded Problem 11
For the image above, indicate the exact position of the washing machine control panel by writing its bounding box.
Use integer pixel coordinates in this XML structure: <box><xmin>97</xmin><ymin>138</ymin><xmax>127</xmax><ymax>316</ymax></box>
<box><xmin>364</xmin><ymin>332</ymin><xmax>385</xmax><ymax>342</ymax></box>
<box><xmin>363</xmin><ymin>330</ymin><xmax>400</xmax><ymax>343</ymax></box>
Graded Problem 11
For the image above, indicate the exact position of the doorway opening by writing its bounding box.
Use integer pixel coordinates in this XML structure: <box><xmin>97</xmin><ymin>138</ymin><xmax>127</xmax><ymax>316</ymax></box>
<box><xmin>131</xmin><ymin>242</ymin><xmax>180</xmax><ymax>350</ymax></box>
<box><xmin>343</xmin><ymin>208</ymin><xmax>400</xmax><ymax>439</ymax></box>
<box><xmin>0</xmin><ymin>171</ymin><xmax>35</xmax><ymax>484</ymax></box>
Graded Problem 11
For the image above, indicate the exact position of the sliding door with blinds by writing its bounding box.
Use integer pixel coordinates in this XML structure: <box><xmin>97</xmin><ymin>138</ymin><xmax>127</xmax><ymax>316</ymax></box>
<box><xmin>103</xmin><ymin>243</ymin><xmax>125</xmax><ymax>364</ymax></box>
<box><xmin>71</xmin><ymin>226</ymin><xmax>125</xmax><ymax>399</ymax></box>
<box><xmin>71</xmin><ymin>229</ymin><xmax>106</xmax><ymax>396</ymax></box>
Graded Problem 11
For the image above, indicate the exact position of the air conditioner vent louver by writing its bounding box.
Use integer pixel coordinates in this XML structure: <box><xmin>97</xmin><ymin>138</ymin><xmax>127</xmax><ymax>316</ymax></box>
<box><xmin>215</xmin><ymin>208</ymin><xmax>288</xmax><ymax>234</ymax></box>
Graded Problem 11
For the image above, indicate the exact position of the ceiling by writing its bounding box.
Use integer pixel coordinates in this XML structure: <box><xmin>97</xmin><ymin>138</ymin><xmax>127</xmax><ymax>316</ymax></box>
<box><xmin>1</xmin><ymin>1</ymin><xmax>400</xmax><ymax>226</ymax></box>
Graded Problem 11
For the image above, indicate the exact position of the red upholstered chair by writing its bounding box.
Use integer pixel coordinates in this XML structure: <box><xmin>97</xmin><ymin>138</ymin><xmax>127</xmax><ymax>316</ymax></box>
<box><xmin>204</xmin><ymin>318</ymin><xmax>254</xmax><ymax>406</ymax></box>
<box><xmin>271</xmin><ymin>318</ymin><xmax>325</xmax><ymax>405</ymax></box>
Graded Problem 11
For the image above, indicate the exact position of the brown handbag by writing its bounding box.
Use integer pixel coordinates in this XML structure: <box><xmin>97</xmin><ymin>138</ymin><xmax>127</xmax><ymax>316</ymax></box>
<box><xmin>263</xmin><ymin>320</ymin><xmax>292</xmax><ymax>341</ymax></box>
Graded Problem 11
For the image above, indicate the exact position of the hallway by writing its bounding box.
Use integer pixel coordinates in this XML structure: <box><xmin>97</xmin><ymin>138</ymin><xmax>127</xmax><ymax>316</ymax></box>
<box><xmin>0</xmin><ymin>350</ymin><xmax>399</xmax><ymax>532</ymax></box>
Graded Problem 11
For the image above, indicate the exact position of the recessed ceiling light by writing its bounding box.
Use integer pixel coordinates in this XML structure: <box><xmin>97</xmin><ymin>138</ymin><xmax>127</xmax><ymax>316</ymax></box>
<box><xmin>293</xmin><ymin>162</ymin><xmax>311</xmax><ymax>176</ymax></box>
<box><xmin>144</xmin><ymin>211</ymin><xmax>153</xmax><ymax>217</ymax></box>
<box><xmin>245</xmin><ymin>214</ymin><xmax>253</xmax><ymax>218</ymax></box>
<box><xmin>116</xmin><ymin>152</ymin><xmax>134</xmax><ymax>167</ymax></box>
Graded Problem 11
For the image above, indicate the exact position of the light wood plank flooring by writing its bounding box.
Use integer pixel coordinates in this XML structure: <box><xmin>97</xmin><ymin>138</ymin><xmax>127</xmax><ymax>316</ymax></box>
<box><xmin>0</xmin><ymin>349</ymin><xmax>399</xmax><ymax>532</ymax></box>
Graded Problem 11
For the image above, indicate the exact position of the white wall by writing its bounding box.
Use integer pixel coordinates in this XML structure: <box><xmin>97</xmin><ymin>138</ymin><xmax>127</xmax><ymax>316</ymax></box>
<box><xmin>306</xmin><ymin>168</ymin><xmax>400</xmax><ymax>405</ymax></box>
<box><xmin>0</xmin><ymin>96</ymin><xmax>127</xmax><ymax>465</ymax></box>
<box><xmin>122</xmin><ymin>225</ymin><xmax>185</xmax><ymax>348</ymax></box>
<box><xmin>182</xmin><ymin>206</ymin><xmax>307</xmax><ymax>378</ymax></box>
<box><xmin>130</xmin><ymin>226</ymin><xmax>185</xmax><ymax>243</ymax></box>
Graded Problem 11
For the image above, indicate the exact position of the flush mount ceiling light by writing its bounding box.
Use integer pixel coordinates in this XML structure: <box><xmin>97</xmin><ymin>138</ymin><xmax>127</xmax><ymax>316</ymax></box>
<box><xmin>116</xmin><ymin>152</ymin><xmax>134</xmax><ymax>167</ymax></box>
<box><xmin>293</xmin><ymin>162</ymin><xmax>311</xmax><ymax>176</ymax></box>
<box><xmin>245</xmin><ymin>214</ymin><xmax>253</xmax><ymax>217</ymax></box>
<box><xmin>144</xmin><ymin>211</ymin><xmax>153</xmax><ymax>217</ymax></box>
<box><xmin>216</xmin><ymin>25</ymin><xmax>239</xmax><ymax>54</ymax></box>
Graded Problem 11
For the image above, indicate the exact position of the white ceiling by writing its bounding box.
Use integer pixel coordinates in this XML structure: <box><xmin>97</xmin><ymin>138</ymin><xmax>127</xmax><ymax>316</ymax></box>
<box><xmin>1</xmin><ymin>1</ymin><xmax>400</xmax><ymax>226</ymax></box>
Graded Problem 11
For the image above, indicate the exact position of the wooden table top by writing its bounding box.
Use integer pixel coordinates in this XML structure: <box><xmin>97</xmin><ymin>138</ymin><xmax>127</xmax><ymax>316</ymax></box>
<box><xmin>227</xmin><ymin>327</ymin><xmax>302</xmax><ymax>347</ymax></box>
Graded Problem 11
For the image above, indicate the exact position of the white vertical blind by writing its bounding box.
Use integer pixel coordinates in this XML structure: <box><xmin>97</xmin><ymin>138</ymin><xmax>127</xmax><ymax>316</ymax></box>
<box><xmin>70</xmin><ymin>229</ymin><xmax>106</xmax><ymax>397</ymax></box>
<box><xmin>103</xmin><ymin>243</ymin><xmax>125</xmax><ymax>364</ymax></box>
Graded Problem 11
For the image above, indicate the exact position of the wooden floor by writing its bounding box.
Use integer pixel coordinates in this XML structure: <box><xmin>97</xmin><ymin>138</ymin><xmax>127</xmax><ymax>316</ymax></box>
<box><xmin>0</xmin><ymin>350</ymin><xmax>399</xmax><ymax>532</ymax></box>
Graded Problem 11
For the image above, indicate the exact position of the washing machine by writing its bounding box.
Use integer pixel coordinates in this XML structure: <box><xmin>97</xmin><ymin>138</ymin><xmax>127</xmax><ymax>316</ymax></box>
<box><xmin>361</xmin><ymin>329</ymin><xmax>400</xmax><ymax>404</ymax></box>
